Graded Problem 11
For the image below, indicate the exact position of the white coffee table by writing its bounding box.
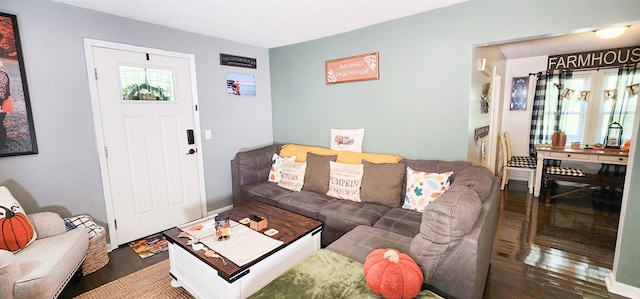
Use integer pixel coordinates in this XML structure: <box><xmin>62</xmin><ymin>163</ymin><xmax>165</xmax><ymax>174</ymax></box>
<box><xmin>163</xmin><ymin>201</ymin><xmax>322</xmax><ymax>299</ymax></box>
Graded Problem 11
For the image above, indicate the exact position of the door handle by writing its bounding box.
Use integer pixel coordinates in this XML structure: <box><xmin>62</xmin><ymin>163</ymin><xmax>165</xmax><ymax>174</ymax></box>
<box><xmin>186</xmin><ymin>149</ymin><xmax>197</xmax><ymax>155</ymax></box>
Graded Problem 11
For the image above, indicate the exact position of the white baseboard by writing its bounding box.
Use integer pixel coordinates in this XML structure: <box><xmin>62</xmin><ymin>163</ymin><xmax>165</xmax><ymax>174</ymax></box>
<box><xmin>606</xmin><ymin>273</ymin><xmax>640</xmax><ymax>299</ymax></box>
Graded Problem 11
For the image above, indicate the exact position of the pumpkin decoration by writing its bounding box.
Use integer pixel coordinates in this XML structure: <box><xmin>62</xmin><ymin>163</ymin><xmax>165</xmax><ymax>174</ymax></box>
<box><xmin>0</xmin><ymin>204</ymin><xmax>36</xmax><ymax>252</ymax></box>
<box><xmin>364</xmin><ymin>248</ymin><xmax>423</xmax><ymax>299</ymax></box>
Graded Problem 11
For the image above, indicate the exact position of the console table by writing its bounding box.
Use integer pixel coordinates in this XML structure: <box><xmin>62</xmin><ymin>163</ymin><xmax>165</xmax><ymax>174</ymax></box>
<box><xmin>533</xmin><ymin>145</ymin><xmax>628</xmax><ymax>197</ymax></box>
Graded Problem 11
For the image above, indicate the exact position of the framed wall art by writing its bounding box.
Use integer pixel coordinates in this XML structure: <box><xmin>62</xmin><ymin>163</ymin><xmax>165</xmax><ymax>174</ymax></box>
<box><xmin>509</xmin><ymin>76</ymin><xmax>529</xmax><ymax>111</ymax></box>
<box><xmin>0</xmin><ymin>12</ymin><xmax>38</xmax><ymax>157</ymax></box>
<box><xmin>326</xmin><ymin>52</ymin><xmax>379</xmax><ymax>84</ymax></box>
<box><xmin>226</xmin><ymin>73</ymin><xmax>256</xmax><ymax>96</ymax></box>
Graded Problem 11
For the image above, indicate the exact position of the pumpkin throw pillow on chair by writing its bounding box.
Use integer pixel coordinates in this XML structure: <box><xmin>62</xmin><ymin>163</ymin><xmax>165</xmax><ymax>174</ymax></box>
<box><xmin>0</xmin><ymin>186</ymin><xmax>37</xmax><ymax>252</ymax></box>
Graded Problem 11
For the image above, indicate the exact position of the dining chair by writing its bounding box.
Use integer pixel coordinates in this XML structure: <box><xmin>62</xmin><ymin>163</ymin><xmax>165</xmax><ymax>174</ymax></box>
<box><xmin>500</xmin><ymin>132</ymin><xmax>537</xmax><ymax>194</ymax></box>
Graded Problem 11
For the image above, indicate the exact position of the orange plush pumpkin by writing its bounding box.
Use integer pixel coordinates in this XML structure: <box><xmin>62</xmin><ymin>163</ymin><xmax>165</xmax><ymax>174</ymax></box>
<box><xmin>0</xmin><ymin>205</ymin><xmax>35</xmax><ymax>251</ymax></box>
<box><xmin>364</xmin><ymin>248</ymin><xmax>423</xmax><ymax>299</ymax></box>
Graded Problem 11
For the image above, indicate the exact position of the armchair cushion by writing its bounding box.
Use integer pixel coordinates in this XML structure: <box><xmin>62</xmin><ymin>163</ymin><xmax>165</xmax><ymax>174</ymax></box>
<box><xmin>28</xmin><ymin>212</ymin><xmax>66</xmax><ymax>239</ymax></box>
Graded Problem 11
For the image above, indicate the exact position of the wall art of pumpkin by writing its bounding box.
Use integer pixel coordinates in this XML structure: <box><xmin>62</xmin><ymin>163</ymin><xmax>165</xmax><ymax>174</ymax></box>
<box><xmin>364</xmin><ymin>248</ymin><xmax>424</xmax><ymax>299</ymax></box>
<box><xmin>0</xmin><ymin>204</ymin><xmax>36</xmax><ymax>252</ymax></box>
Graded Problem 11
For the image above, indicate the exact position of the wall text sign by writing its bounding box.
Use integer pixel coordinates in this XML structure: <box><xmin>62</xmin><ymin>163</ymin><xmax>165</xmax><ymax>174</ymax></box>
<box><xmin>220</xmin><ymin>53</ymin><xmax>257</xmax><ymax>69</ymax></box>
<box><xmin>326</xmin><ymin>52</ymin><xmax>379</xmax><ymax>84</ymax></box>
<box><xmin>548</xmin><ymin>46</ymin><xmax>640</xmax><ymax>70</ymax></box>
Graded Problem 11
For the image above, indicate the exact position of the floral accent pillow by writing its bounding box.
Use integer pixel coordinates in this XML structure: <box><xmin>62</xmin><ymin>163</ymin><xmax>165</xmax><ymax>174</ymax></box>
<box><xmin>402</xmin><ymin>167</ymin><xmax>453</xmax><ymax>212</ymax></box>
<box><xmin>268</xmin><ymin>153</ymin><xmax>296</xmax><ymax>183</ymax></box>
<box><xmin>0</xmin><ymin>186</ymin><xmax>37</xmax><ymax>252</ymax></box>
<box><xmin>326</xmin><ymin>161</ymin><xmax>364</xmax><ymax>201</ymax></box>
<box><xmin>277</xmin><ymin>160</ymin><xmax>307</xmax><ymax>192</ymax></box>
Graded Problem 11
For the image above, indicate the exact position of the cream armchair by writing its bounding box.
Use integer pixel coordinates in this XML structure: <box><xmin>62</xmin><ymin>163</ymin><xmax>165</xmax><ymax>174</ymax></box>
<box><xmin>0</xmin><ymin>211</ymin><xmax>88</xmax><ymax>299</ymax></box>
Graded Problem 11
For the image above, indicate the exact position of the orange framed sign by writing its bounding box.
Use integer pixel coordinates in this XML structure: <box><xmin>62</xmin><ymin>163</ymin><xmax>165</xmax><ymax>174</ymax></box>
<box><xmin>325</xmin><ymin>52</ymin><xmax>379</xmax><ymax>84</ymax></box>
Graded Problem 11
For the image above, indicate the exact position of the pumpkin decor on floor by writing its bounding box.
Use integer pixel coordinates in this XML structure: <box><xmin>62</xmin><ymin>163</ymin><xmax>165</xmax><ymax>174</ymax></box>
<box><xmin>364</xmin><ymin>248</ymin><xmax>423</xmax><ymax>299</ymax></box>
<box><xmin>0</xmin><ymin>186</ymin><xmax>37</xmax><ymax>252</ymax></box>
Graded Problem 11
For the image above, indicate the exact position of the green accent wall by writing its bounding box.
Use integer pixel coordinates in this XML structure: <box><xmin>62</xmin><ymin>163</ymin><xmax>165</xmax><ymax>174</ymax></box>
<box><xmin>270</xmin><ymin>0</ymin><xmax>640</xmax><ymax>160</ymax></box>
<box><xmin>270</xmin><ymin>0</ymin><xmax>640</xmax><ymax>292</ymax></box>
<box><xmin>617</xmin><ymin>123</ymin><xmax>640</xmax><ymax>287</ymax></box>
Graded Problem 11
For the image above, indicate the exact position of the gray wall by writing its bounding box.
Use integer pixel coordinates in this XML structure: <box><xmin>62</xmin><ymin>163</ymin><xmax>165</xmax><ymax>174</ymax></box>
<box><xmin>269</xmin><ymin>0</ymin><xmax>640</xmax><ymax>290</ymax></box>
<box><xmin>0</xmin><ymin>0</ymin><xmax>273</xmax><ymax>224</ymax></box>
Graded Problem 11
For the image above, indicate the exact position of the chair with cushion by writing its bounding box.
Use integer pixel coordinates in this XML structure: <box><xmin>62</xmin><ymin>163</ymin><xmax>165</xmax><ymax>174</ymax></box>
<box><xmin>500</xmin><ymin>132</ymin><xmax>536</xmax><ymax>194</ymax></box>
<box><xmin>0</xmin><ymin>186</ymin><xmax>89</xmax><ymax>299</ymax></box>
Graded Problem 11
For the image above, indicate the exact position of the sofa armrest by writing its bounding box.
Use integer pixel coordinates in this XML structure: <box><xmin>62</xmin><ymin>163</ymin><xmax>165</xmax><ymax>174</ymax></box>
<box><xmin>0</xmin><ymin>249</ymin><xmax>20</xmax><ymax>299</ymax></box>
<box><xmin>231</xmin><ymin>144</ymin><xmax>282</xmax><ymax>205</ymax></box>
<box><xmin>27</xmin><ymin>212</ymin><xmax>66</xmax><ymax>239</ymax></box>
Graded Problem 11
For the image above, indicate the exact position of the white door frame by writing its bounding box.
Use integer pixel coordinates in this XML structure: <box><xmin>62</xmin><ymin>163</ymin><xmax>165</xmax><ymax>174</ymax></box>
<box><xmin>83</xmin><ymin>38</ymin><xmax>207</xmax><ymax>250</ymax></box>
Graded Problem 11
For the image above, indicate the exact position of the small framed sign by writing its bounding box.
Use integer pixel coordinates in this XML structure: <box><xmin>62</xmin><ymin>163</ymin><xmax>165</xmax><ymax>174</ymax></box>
<box><xmin>510</xmin><ymin>76</ymin><xmax>529</xmax><ymax>111</ymax></box>
<box><xmin>326</xmin><ymin>52</ymin><xmax>379</xmax><ymax>84</ymax></box>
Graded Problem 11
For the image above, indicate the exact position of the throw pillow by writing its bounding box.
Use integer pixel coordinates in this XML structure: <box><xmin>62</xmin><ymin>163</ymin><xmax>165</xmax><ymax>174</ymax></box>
<box><xmin>364</xmin><ymin>248</ymin><xmax>423</xmax><ymax>299</ymax></box>
<box><xmin>326</xmin><ymin>161</ymin><xmax>363</xmax><ymax>201</ymax></box>
<box><xmin>302</xmin><ymin>153</ymin><xmax>337</xmax><ymax>194</ymax></box>
<box><xmin>360</xmin><ymin>161</ymin><xmax>406</xmax><ymax>208</ymax></box>
<box><xmin>402</xmin><ymin>167</ymin><xmax>453</xmax><ymax>212</ymax></box>
<box><xmin>277</xmin><ymin>160</ymin><xmax>307</xmax><ymax>192</ymax></box>
<box><xmin>268</xmin><ymin>153</ymin><xmax>296</xmax><ymax>183</ymax></box>
<box><xmin>0</xmin><ymin>186</ymin><xmax>37</xmax><ymax>252</ymax></box>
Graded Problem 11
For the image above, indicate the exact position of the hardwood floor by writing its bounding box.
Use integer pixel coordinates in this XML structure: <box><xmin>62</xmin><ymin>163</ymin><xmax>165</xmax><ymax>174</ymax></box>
<box><xmin>484</xmin><ymin>181</ymin><xmax>626</xmax><ymax>299</ymax></box>
<box><xmin>60</xmin><ymin>181</ymin><xmax>625</xmax><ymax>298</ymax></box>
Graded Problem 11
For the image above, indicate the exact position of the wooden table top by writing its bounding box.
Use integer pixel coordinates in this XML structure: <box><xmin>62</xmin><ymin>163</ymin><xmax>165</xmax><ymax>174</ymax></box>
<box><xmin>163</xmin><ymin>201</ymin><xmax>322</xmax><ymax>282</ymax></box>
<box><xmin>535</xmin><ymin>144</ymin><xmax>629</xmax><ymax>157</ymax></box>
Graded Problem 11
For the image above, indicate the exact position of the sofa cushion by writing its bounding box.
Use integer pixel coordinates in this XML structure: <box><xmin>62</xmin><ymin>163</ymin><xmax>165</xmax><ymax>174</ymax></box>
<box><xmin>409</xmin><ymin>185</ymin><xmax>481</xmax><ymax>280</ymax></box>
<box><xmin>277</xmin><ymin>191</ymin><xmax>336</xmax><ymax>219</ymax></box>
<box><xmin>360</xmin><ymin>161</ymin><xmax>405</xmax><ymax>208</ymax></box>
<box><xmin>373</xmin><ymin>208</ymin><xmax>421</xmax><ymax>238</ymax></box>
<box><xmin>327</xmin><ymin>225</ymin><xmax>413</xmax><ymax>264</ymax></box>
<box><xmin>14</xmin><ymin>227</ymin><xmax>88</xmax><ymax>298</ymax></box>
<box><xmin>402</xmin><ymin>168</ymin><xmax>453</xmax><ymax>212</ymax></box>
<box><xmin>319</xmin><ymin>200</ymin><xmax>390</xmax><ymax>237</ymax></box>
<box><xmin>277</xmin><ymin>160</ymin><xmax>307</xmax><ymax>192</ymax></box>
<box><xmin>451</xmin><ymin>166</ymin><xmax>495</xmax><ymax>202</ymax></box>
<box><xmin>302</xmin><ymin>153</ymin><xmax>337</xmax><ymax>194</ymax></box>
<box><xmin>268</xmin><ymin>153</ymin><xmax>296</xmax><ymax>183</ymax></box>
<box><xmin>234</xmin><ymin>144</ymin><xmax>281</xmax><ymax>187</ymax></box>
<box><xmin>240</xmin><ymin>182</ymin><xmax>293</xmax><ymax>206</ymax></box>
<box><xmin>327</xmin><ymin>161</ymin><xmax>363</xmax><ymax>201</ymax></box>
<box><xmin>0</xmin><ymin>186</ymin><xmax>37</xmax><ymax>252</ymax></box>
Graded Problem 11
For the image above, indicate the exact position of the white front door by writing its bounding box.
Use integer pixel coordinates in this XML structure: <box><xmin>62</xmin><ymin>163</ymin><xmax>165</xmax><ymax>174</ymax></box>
<box><xmin>87</xmin><ymin>41</ymin><xmax>205</xmax><ymax>246</ymax></box>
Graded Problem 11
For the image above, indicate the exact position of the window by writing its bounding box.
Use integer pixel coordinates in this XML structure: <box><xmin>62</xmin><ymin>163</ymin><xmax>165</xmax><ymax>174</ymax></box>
<box><xmin>119</xmin><ymin>66</ymin><xmax>175</xmax><ymax>102</ymax></box>
<box><xmin>557</xmin><ymin>68</ymin><xmax>638</xmax><ymax>145</ymax></box>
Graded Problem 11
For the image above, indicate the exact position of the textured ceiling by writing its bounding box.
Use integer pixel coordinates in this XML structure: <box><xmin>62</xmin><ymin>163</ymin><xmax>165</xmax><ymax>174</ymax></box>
<box><xmin>51</xmin><ymin>0</ymin><xmax>639</xmax><ymax>56</ymax></box>
<box><xmin>52</xmin><ymin>0</ymin><xmax>467</xmax><ymax>48</ymax></box>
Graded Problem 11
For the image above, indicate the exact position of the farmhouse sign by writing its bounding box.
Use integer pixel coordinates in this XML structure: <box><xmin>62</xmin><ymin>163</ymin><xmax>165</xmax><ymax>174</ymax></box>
<box><xmin>326</xmin><ymin>52</ymin><xmax>379</xmax><ymax>84</ymax></box>
<box><xmin>547</xmin><ymin>46</ymin><xmax>640</xmax><ymax>71</ymax></box>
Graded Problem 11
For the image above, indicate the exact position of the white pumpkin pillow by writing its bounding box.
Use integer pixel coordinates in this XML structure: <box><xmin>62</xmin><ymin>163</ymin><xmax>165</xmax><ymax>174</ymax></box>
<box><xmin>0</xmin><ymin>186</ymin><xmax>37</xmax><ymax>252</ymax></box>
<box><xmin>268</xmin><ymin>153</ymin><xmax>297</xmax><ymax>183</ymax></box>
<box><xmin>277</xmin><ymin>160</ymin><xmax>307</xmax><ymax>192</ymax></box>
<box><xmin>326</xmin><ymin>161</ymin><xmax>364</xmax><ymax>201</ymax></box>
<box><xmin>402</xmin><ymin>167</ymin><xmax>453</xmax><ymax>212</ymax></box>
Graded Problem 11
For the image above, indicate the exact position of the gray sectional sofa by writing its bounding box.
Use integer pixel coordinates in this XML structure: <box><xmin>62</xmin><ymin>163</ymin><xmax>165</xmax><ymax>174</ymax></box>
<box><xmin>231</xmin><ymin>144</ymin><xmax>500</xmax><ymax>299</ymax></box>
